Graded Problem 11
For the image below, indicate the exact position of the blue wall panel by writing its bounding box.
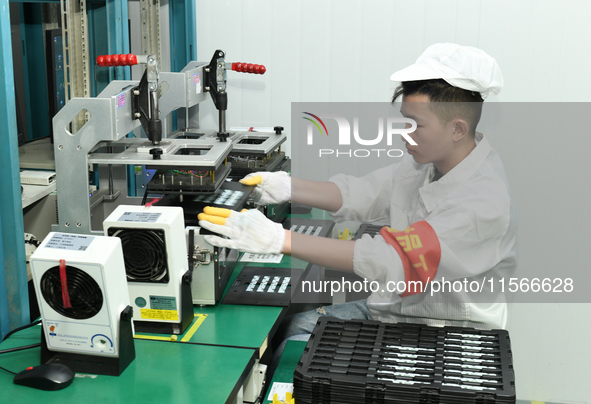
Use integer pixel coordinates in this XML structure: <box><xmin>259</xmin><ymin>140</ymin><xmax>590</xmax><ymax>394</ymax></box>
<box><xmin>169</xmin><ymin>0</ymin><xmax>196</xmax><ymax>72</ymax></box>
<box><xmin>1</xmin><ymin>0</ymin><xmax>30</xmax><ymax>340</ymax></box>
<box><xmin>21</xmin><ymin>3</ymin><xmax>51</xmax><ymax>141</ymax></box>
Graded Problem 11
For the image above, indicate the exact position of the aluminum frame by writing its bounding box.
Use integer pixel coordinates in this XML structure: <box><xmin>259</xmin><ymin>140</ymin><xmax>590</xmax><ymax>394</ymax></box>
<box><xmin>196</xmin><ymin>131</ymin><xmax>287</xmax><ymax>156</ymax></box>
<box><xmin>52</xmin><ymin>60</ymin><xmax>287</xmax><ymax>236</ymax></box>
<box><xmin>51</xmin><ymin>69</ymin><xmax>235</xmax><ymax>235</ymax></box>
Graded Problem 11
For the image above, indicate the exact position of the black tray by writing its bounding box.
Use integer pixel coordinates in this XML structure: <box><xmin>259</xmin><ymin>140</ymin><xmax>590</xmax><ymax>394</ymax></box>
<box><xmin>294</xmin><ymin>317</ymin><xmax>516</xmax><ymax>404</ymax></box>
<box><xmin>222</xmin><ymin>266</ymin><xmax>303</xmax><ymax>307</ymax></box>
<box><xmin>352</xmin><ymin>223</ymin><xmax>385</xmax><ymax>240</ymax></box>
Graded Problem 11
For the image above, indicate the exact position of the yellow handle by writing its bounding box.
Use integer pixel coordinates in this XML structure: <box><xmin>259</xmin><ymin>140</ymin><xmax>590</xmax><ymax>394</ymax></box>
<box><xmin>239</xmin><ymin>174</ymin><xmax>263</xmax><ymax>186</ymax></box>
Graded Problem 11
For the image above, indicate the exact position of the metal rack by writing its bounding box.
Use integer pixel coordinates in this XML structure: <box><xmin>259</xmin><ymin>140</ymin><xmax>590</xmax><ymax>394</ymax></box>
<box><xmin>0</xmin><ymin>0</ymin><xmax>196</xmax><ymax>340</ymax></box>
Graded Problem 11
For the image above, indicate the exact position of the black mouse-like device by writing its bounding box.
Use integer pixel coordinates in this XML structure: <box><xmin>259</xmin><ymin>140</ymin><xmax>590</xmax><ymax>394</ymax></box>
<box><xmin>13</xmin><ymin>363</ymin><xmax>75</xmax><ymax>391</ymax></box>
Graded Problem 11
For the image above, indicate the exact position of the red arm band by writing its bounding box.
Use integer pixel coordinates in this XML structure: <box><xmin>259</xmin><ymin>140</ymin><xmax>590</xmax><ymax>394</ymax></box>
<box><xmin>379</xmin><ymin>221</ymin><xmax>441</xmax><ymax>297</ymax></box>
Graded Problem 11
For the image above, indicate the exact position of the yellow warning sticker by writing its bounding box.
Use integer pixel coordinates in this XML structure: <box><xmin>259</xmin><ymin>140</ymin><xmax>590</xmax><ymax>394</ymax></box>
<box><xmin>140</xmin><ymin>309</ymin><xmax>179</xmax><ymax>321</ymax></box>
<box><xmin>134</xmin><ymin>314</ymin><xmax>207</xmax><ymax>341</ymax></box>
<box><xmin>181</xmin><ymin>314</ymin><xmax>207</xmax><ymax>342</ymax></box>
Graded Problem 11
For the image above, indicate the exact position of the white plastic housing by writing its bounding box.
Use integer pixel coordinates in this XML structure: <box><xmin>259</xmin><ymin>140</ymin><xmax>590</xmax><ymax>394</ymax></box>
<box><xmin>103</xmin><ymin>205</ymin><xmax>188</xmax><ymax>324</ymax></box>
<box><xmin>30</xmin><ymin>232</ymin><xmax>131</xmax><ymax>357</ymax></box>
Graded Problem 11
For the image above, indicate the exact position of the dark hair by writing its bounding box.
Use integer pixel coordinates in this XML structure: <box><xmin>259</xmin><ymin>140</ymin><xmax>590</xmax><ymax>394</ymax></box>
<box><xmin>392</xmin><ymin>79</ymin><xmax>483</xmax><ymax>135</ymax></box>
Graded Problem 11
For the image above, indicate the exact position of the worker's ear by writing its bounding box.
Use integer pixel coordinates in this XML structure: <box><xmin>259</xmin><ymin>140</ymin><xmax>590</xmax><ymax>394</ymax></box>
<box><xmin>451</xmin><ymin>118</ymin><xmax>470</xmax><ymax>142</ymax></box>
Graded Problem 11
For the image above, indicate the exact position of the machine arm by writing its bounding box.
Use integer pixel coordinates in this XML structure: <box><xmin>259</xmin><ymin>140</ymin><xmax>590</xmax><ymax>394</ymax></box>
<box><xmin>97</xmin><ymin>54</ymin><xmax>162</xmax><ymax>145</ymax></box>
<box><xmin>203</xmin><ymin>50</ymin><xmax>266</xmax><ymax>141</ymax></box>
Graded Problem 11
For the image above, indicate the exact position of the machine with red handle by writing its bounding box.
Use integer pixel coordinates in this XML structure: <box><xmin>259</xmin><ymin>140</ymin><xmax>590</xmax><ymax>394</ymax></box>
<box><xmin>52</xmin><ymin>48</ymin><xmax>281</xmax><ymax>239</ymax></box>
<box><xmin>230</xmin><ymin>62</ymin><xmax>266</xmax><ymax>75</ymax></box>
<box><xmin>96</xmin><ymin>53</ymin><xmax>267</xmax><ymax>74</ymax></box>
<box><xmin>203</xmin><ymin>50</ymin><xmax>265</xmax><ymax>141</ymax></box>
<box><xmin>96</xmin><ymin>54</ymin><xmax>139</xmax><ymax>67</ymax></box>
<box><xmin>96</xmin><ymin>54</ymin><xmax>160</xmax><ymax>145</ymax></box>
<box><xmin>96</xmin><ymin>51</ymin><xmax>266</xmax><ymax>145</ymax></box>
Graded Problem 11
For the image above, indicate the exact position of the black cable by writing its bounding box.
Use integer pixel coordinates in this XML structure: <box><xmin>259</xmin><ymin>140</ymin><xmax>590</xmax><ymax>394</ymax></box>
<box><xmin>0</xmin><ymin>343</ymin><xmax>42</xmax><ymax>375</ymax></box>
<box><xmin>2</xmin><ymin>320</ymin><xmax>42</xmax><ymax>342</ymax></box>
<box><xmin>0</xmin><ymin>317</ymin><xmax>44</xmax><ymax>378</ymax></box>
<box><xmin>141</xmin><ymin>184</ymin><xmax>150</xmax><ymax>205</ymax></box>
<box><xmin>1</xmin><ymin>320</ymin><xmax>43</xmax><ymax>375</ymax></box>
<box><xmin>0</xmin><ymin>365</ymin><xmax>17</xmax><ymax>375</ymax></box>
<box><xmin>0</xmin><ymin>343</ymin><xmax>41</xmax><ymax>355</ymax></box>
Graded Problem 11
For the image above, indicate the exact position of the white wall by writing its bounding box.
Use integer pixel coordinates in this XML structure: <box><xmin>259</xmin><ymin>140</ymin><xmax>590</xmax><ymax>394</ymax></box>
<box><xmin>197</xmin><ymin>1</ymin><xmax>591</xmax><ymax>402</ymax></box>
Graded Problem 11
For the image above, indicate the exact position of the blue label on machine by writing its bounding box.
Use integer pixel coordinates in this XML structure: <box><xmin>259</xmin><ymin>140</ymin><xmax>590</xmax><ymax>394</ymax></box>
<box><xmin>46</xmin><ymin>233</ymin><xmax>95</xmax><ymax>251</ymax></box>
<box><xmin>149</xmin><ymin>296</ymin><xmax>177</xmax><ymax>310</ymax></box>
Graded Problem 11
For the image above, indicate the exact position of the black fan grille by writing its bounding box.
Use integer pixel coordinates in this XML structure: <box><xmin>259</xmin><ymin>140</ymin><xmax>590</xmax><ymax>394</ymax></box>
<box><xmin>108</xmin><ymin>228</ymin><xmax>169</xmax><ymax>283</ymax></box>
<box><xmin>40</xmin><ymin>265</ymin><xmax>104</xmax><ymax>320</ymax></box>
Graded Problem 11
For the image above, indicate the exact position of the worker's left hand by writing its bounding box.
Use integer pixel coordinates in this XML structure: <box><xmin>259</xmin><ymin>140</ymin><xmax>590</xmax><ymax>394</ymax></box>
<box><xmin>198</xmin><ymin>207</ymin><xmax>286</xmax><ymax>254</ymax></box>
<box><xmin>239</xmin><ymin>171</ymin><xmax>291</xmax><ymax>206</ymax></box>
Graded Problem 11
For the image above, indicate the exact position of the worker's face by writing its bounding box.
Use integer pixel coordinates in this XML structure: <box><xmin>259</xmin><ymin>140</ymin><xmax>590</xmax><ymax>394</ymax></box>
<box><xmin>400</xmin><ymin>94</ymin><xmax>455</xmax><ymax>169</ymax></box>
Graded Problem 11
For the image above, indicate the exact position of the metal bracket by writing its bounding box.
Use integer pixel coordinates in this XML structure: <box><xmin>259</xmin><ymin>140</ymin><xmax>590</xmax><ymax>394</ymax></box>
<box><xmin>193</xmin><ymin>249</ymin><xmax>213</xmax><ymax>265</ymax></box>
<box><xmin>204</xmin><ymin>49</ymin><xmax>228</xmax><ymax>139</ymax></box>
<box><xmin>131</xmin><ymin>55</ymin><xmax>162</xmax><ymax>145</ymax></box>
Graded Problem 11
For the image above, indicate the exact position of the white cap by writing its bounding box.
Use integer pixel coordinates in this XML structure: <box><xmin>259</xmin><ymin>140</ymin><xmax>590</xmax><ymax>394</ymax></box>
<box><xmin>390</xmin><ymin>43</ymin><xmax>503</xmax><ymax>99</ymax></box>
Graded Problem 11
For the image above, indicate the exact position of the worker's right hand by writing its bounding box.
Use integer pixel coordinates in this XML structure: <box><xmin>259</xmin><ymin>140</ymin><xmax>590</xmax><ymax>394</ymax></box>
<box><xmin>239</xmin><ymin>171</ymin><xmax>291</xmax><ymax>206</ymax></box>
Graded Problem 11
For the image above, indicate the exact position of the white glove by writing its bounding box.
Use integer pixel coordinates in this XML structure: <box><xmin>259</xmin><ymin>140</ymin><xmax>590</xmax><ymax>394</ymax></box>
<box><xmin>198</xmin><ymin>207</ymin><xmax>286</xmax><ymax>254</ymax></box>
<box><xmin>239</xmin><ymin>171</ymin><xmax>291</xmax><ymax>206</ymax></box>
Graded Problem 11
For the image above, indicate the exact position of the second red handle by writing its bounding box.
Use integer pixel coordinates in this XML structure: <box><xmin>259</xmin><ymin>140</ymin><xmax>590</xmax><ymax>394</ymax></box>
<box><xmin>97</xmin><ymin>54</ymin><xmax>138</xmax><ymax>67</ymax></box>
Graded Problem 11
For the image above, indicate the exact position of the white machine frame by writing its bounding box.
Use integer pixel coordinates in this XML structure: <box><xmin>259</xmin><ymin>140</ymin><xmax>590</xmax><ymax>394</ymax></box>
<box><xmin>30</xmin><ymin>232</ymin><xmax>132</xmax><ymax>357</ymax></box>
<box><xmin>103</xmin><ymin>205</ymin><xmax>190</xmax><ymax>332</ymax></box>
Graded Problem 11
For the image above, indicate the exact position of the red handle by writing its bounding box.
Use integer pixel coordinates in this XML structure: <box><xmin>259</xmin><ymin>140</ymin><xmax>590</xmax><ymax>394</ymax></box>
<box><xmin>97</xmin><ymin>54</ymin><xmax>138</xmax><ymax>67</ymax></box>
<box><xmin>231</xmin><ymin>62</ymin><xmax>266</xmax><ymax>75</ymax></box>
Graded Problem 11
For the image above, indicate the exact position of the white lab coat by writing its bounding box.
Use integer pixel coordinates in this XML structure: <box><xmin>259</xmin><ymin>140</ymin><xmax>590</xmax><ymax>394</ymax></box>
<box><xmin>329</xmin><ymin>133</ymin><xmax>517</xmax><ymax>329</ymax></box>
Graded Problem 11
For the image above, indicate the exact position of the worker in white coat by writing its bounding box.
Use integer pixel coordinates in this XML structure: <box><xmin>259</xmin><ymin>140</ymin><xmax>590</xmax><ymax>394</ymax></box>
<box><xmin>198</xmin><ymin>43</ymin><xmax>517</xmax><ymax>333</ymax></box>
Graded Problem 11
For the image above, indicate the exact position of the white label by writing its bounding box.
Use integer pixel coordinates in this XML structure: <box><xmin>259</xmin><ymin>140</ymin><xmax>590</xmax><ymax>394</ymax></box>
<box><xmin>240</xmin><ymin>253</ymin><xmax>283</xmax><ymax>264</ymax></box>
<box><xmin>118</xmin><ymin>211</ymin><xmax>162</xmax><ymax>223</ymax></box>
<box><xmin>246</xmin><ymin>275</ymin><xmax>260</xmax><ymax>292</ymax></box>
<box><xmin>267</xmin><ymin>382</ymin><xmax>293</xmax><ymax>402</ymax></box>
<box><xmin>193</xmin><ymin>73</ymin><xmax>201</xmax><ymax>94</ymax></box>
<box><xmin>267</xmin><ymin>276</ymin><xmax>282</xmax><ymax>293</ymax></box>
<box><xmin>45</xmin><ymin>321</ymin><xmax>115</xmax><ymax>355</ymax></box>
<box><xmin>257</xmin><ymin>276</ymin><xmax>270</xmax><ymax>293</ymax></box>
<box><xmin>278</xmin><ymin>277</ymin><xmax>290</xmax><ymax>294</ymax></box>
<box><xmin>46</xmin><ymin>233</ymin><xmax>95</xmax><ymax>251</ymax></box>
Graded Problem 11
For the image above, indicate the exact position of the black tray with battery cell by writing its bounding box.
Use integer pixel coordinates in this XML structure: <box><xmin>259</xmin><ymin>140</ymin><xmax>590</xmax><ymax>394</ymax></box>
<box><xmin>294</xmin><ymin>317</ymin><xmax>516</xmax><ymax>404</ymax></box>
<box><xmin>154</xmin><ymin>180</ymin><xmax>254</xmax><ymax>226</ymax></box>
<box><xmin>146</xmin><ymin>163</ymin><xmax>232</xmax><ymax>194</ymax></box>
<box><xmin>222</xmin><ymin>266</ymin><xmax>303</xmax><ymax>307</ymax></box>
<box><xmin>226</xmin><ymin>151</ymin><xmax>288</xmax><ymax>178</ymax></box>
<box><xmin>282</xmin><ymin>218</ymin><xmax>335</xmax><ymax>239</ymax></box>
<box><xmin>352</xmin><ymin>223</ymin><xmax>386</xmax><ymax>240</ymax></box>
<box><xmin>226</xmin><ymin>154</ymin><xmax>291</xmax><ymax>181</ymax></box>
